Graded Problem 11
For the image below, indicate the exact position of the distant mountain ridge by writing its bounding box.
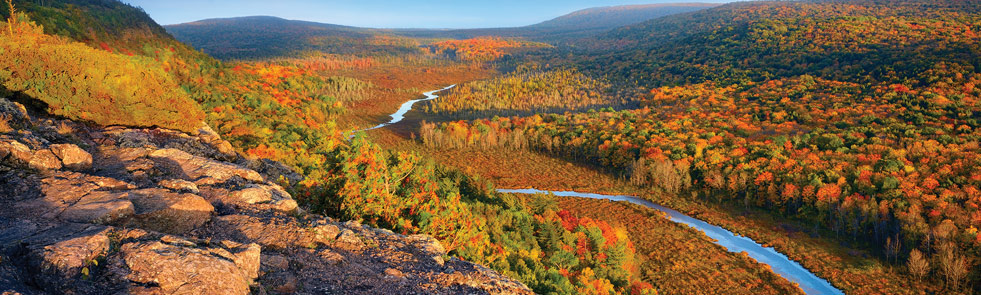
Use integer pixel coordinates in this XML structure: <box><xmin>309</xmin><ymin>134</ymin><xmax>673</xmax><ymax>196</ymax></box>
<box><xmin>172</xmin><ymin>15</ymin><xmax>360</xmax><ymax>32</ymax></box>
<box><xmin>165</xmin><ymin>3</ymin><xmax>718</xmax><ymax>60</ymax></box>
<box><xmin>165</xmin><ymin>15</ymin><xmax>387</xmax><ymax>59</ymax></box>
<box><xmin>530</xmin><ymin>3</ymin><xmax>719</xmax><ymax>30</ymax></box>
<box><xmin>394</xmin><ymin>3</ymin><xmax>718</xmax><ymax>42</ymax></box>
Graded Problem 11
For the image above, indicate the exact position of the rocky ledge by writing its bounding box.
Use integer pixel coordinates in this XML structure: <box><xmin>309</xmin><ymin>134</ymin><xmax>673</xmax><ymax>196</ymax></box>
<box><xmin>0</xmin><ymin>97</ymin><xmax>531</xmax><ymax>295</ymax></box>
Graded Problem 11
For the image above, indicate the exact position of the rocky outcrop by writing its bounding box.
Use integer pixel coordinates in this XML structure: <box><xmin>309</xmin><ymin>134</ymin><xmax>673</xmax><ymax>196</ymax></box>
<box><xmin>28</xmin><ymin>149</ymin><xmax>62</xmax><ymax>171</ymax></box>
<box><xmin>148</xmin><ymin>148</ymin><xmax>264</xmax><ymax>185</ymax></box>
<box><xmin>0</xmin><ymin>97</ymin><xmax>531</xmax><ymax>295</ymax></box>
<box><xmin>59</xmin><ymin>191</ymin><xmax>135</xmax><ymax>224</ymax></box>
<box><xmin>49</xmin><ymin>144</ymin><xmax>93</xmax><ymax>171</ymax></box>
<box><xmin>113</xmin><ymin>235</ymin><xmax>259</xmax><ymax>294</ymax></box>
<box><xmin>127</xmin><ymin>188</ymin><xmax>215</xmax><ymax>234</ymax></box>
<box><xmin>0</xmin><ymin>140</ymin><xmax>32</xmax><ymax>168</ymax></box>
<box><xmin>26</xmin><ymin>224</ymin><xmax>111</xmax><ymax>293</ymax></box>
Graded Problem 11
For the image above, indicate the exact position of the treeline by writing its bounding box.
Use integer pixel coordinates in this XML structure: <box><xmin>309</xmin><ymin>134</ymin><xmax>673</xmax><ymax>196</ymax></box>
<box><xmin>421</xmin><ymin>73</ymin><xmax>981</xmax><ymax>293</ymax></box>
<box><xmin>276</xmin><ymin>54</ymin><xmax>375</xmax><ymax>72</ymax></box>
<box><xmin>420</xmin><ymin>119</ymin><xmax>530</xmax><ymax>151</ymax></box>
<box><xmin>424</xmin><ymin>68</ymin><xmax>622</xmax><ymax>117</ymax></box>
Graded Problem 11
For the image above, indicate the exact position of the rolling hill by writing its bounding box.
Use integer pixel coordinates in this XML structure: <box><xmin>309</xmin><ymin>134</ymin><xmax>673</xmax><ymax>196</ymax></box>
<box><xmin>0</xmin><ymin>0</ymin><xmax>208</xmax><ymax>61</ymax></box>
<box><xmin>165</xmin><ymin>3</ymin><xmax>717</xmax><ymax>60</ymax></box>
<box><xmin>525</xmin><ymin>3</ymin><xmax>719</xmax><ymax>38</ymax></box>
<box><xmin>164</xmin><ymin>16</ymin><xmax>426</xmax><ymax>60</ymax></box>
<box><xmin>394</xmin><ymin>3</ymin><xmax>718</xmax><ymax>43</ymax></box>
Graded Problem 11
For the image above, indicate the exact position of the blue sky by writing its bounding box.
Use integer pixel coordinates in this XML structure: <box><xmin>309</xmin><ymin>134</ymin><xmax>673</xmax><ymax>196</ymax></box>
<box><xmin>123</xmin><ymin>0</ymin><xmax>729</xmax><ymax>28</ymax></box>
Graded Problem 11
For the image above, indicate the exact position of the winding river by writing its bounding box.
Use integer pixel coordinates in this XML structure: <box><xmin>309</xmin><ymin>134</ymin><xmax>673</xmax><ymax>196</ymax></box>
<box><xmin>356</xmin><ymin>84</ymin><xmax>456</xmax><ymax>133</ymax></box>
<box><xmin>362</xmin><ymin>85</ymin><xmax>845</xmax><ymax>295</ymax></box>
<box><xmin>498</xmin><ymin>189</ymin><xmax>844</xmax><ymax>295</ymax></box>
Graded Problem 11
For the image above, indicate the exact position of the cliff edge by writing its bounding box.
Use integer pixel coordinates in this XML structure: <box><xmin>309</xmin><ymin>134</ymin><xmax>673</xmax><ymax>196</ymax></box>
<box><xmin>0</xmin><ymin>97</ymin><xmax>531</xmax><ymax>295</ymax></box>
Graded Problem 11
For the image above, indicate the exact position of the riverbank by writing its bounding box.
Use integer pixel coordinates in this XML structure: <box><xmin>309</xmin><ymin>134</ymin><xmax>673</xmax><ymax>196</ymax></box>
<box><xmin>352</xmin><ymin>85</ymin><xmax>456</xmax><ymax>134</ymax></box>
<box><xmin>554</xmin><ymin>196</ymin><xmax>804</xmax><ymax>294</ymax></box>
<box><xmin>408</xmin><ymin>144</ymin><xmax>934</xmax><ymax>294</ymax></box>
<box><xmin>500</xmin><ymin>189</ymin><xmax>842</xmax><ymax>295</ymax></box>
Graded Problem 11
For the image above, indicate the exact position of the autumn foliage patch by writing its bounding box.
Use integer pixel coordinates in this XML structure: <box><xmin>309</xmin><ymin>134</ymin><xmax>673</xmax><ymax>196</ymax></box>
<box><xmin>0</xmin><ymin>13</ymin><xmax>205</xmax><ymax>132</ymax></box>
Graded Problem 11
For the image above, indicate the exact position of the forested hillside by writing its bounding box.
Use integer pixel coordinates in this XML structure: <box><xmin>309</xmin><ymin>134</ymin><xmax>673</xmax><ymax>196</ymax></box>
<box><xmin>424</xmin><ymin>68</ymin><xmax>623</xmax><ymax>118</ymax></box>
<box><xmin>529</xmin><ymin>3</ymin><xmax>717</xmax><ymax>32</ymax></box>
<box><xmin>584</xmin><ymin>0</ymin><xmax>981</xmax><ymax>88</ymax></box>
<box><xmin>0</xmin><ymin>12</ymin><xmax>204</xmax><ymax>132</ymax></box>
<box><xmin>395</xmin><ymin>3</ymin><xmax>716</xmax><ymax>43</ymax></box>
<box><xmin>8</xmin><ymin>0</ymin><xmax>981</xmax><ymax>294</ymax></box>
<box><xmin>0</xmin><ymin>0</ymin><xmax>211</xmax><ymax>64</ymax></box>
<box><xmin>164</xmin><ymin>3</ymin><xmax>715</xmax><ymax>61</ymax></box>
<box><xmin>165</xmin><ymin>16</ymin><xmax>425</xmax><ymax>60</ymax></box>
<box><xmin>418</xmin><ymin>0</ymin><xmax>981</xmax><ymax>294</ymax></box>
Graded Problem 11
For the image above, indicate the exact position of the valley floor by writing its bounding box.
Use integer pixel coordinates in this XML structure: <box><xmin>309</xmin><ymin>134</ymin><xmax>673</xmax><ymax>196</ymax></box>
<box><xmin>365</xmin><ymin>118</ymin><xmax>941</xmax><ymax>295</ymax></box>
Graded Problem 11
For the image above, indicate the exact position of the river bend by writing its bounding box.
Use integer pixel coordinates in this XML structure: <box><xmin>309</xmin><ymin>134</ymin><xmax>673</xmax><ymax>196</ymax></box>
<box><xmin>362</xmin><ymin>85</ymin><xmax>844</xmax><ymax>295</ymax></box>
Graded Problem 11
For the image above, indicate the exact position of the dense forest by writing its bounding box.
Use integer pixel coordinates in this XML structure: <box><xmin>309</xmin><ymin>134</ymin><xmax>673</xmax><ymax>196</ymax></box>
<box><xmin>423</xmin><ymin>68</ymin><xmax>623</xmax><ymax>118</ymax></box>
<box><xmin>419</xmin><ymin>1</ymin><xmax>981</xmax><ymax>293</ymax></box>
<box><xmin>584</xmin><ymin>0</ymin><xmax>981</xmax><ymax>88</ymax></box>
<box><xmin>428</xmin><ymin>37</ymin><xmax>548</xmax><ymax>63</ymax></box>
<box><xmin>5</xmin><ymin>0</ymin><xmax>981</xmax><ymax>294</ymax></box>
<box><xmin>0</xmin><ymin>1</ymin><xmax>659</xmax><ymax>294</ymax></box>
